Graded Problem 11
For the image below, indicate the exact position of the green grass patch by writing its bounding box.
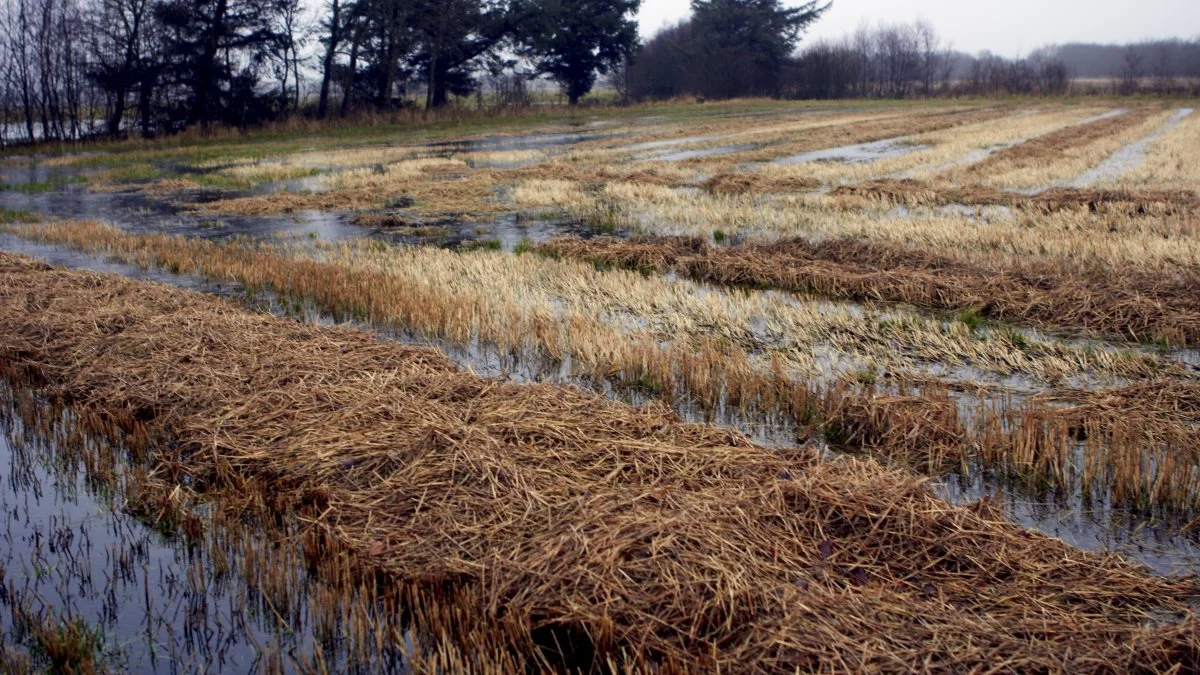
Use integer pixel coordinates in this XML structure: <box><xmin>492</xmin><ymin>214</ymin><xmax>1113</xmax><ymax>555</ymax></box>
<box><xmin>98</xmin><ymin>162</ymin><xmax>166</xmax><ymax>184</ymax></box>
<box><xmin>0</xmin><ymin>207</ymin><xmax>37</xmax><ymax>223</ymax></box>
<box><xmin>2</xmin><ymin>173</ymin><xmax>87</xmax><ymax>193</ymax></box>
<box><xmin>459</xmin><ymin>238</ymin><xmax>502</xmax><ymax>252</ymax></box>
<box><xmin>957</xmin><ymin>309</ymin><xmax>987</xmax><ymax>332</ymax></box>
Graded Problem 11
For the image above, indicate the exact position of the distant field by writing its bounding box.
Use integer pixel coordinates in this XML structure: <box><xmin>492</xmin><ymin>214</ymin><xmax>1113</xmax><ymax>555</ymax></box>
<box><xmin>1</xmin><ymin>98</ymin><xmax>1198</xmax><ymax>672</ymax></box>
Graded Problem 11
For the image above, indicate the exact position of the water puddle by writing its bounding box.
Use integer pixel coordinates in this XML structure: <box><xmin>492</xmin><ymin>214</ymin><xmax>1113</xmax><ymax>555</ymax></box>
<box><xmin>652</xmin><ymin>144</ymin><xmax>755</xmax><ymax>162</ymax></box>
<box><xmin>935</xmin><ymin>472</ymin><xmax>1200</xmax><ymax>576</ymax></box>
<box><xmin>1075</xmin><ymin>108</ymin><xmax>1128</xmax><ymax>125</ymax></box>
<box><xmin>901</xmin><ymin>141</ymin><xmax>1021</xmax><ymax>178</ymax></box>
<box><xmin>428</xmin><ymin>130</ymin><xmax>615</xmax><ymax>155</ymax></box>
<box><xmin>0</xmin><ymin>382</ymin><xmax>416</xmax><ymax>672</ymax></box>
<box><xmin>625</xmin><ymin>134</ymin><xmax>724</xmax><ymax>153</ymax></box>
<box><xmin>3</xmin><ymin>236</ymin><xmax>1199</xmax><ymax>587</ymax></box>
<box><xmin>773</xmin><ymin>139</ymin><xmax>928</xmax><ymax>165</ymax></box>
<box><xmin>1066</xmin><ymin>108</ymin><xmax>1195</xmax><ymax>188</ymax></box>
<box><xmin>0</xmin><ymin>168</ymin><xmax>594</xmax><ymax>255</ymax></box>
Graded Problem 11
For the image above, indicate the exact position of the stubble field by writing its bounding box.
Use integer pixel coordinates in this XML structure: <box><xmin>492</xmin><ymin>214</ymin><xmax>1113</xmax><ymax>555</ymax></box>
<box><xmin>1</xmin><ymin>99</ymin><xmax>1198</xmax><ymax>672</ymax></box>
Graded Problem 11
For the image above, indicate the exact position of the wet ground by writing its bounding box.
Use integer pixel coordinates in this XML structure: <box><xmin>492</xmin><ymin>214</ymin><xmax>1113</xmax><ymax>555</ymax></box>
<box><xmin>2</xmin><ymin>120</ymin><xmax>1199</xmax><ymax>667</ymax></box>
<box><xmin>935</xmin><ymin>471</ymin><xmax>1200</xmax><ymax>576</ymax></box>
<box><xmin>0</xmin><ymin>382</ymin><xmax>416</xmax><ymax>673</ymax></box>
<box><xmin>1067</xmin><ymin>107</ymin><xmax>1195</xmax><ymax>188</ymax></box>
<box><xmin>3</xmin><ymin>232</ymin><xmax>1199</xmax><ymax>575</ymax></box>
<box><xmin>0</xmin><ymin>166</ymin><xmax>593</xmax><ymax>254</ymax></box>
<box><xmin>773</xmin><ymin>139</ymin><xmax>929</xmax><ymax>165</ymax></box>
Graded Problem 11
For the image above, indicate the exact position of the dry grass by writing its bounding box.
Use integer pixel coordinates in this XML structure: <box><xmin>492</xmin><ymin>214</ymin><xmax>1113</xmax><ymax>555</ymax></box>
<box><xmin>955</xmin><ymin>108</ymin><xmax>1176</xmax><ymax>190</ymax></box>
<box><xmin>537</xmin><ymin>234</ymin><xmax>1200</xmax><ymax>346</ymax></box>
<box><xmin>2</xmin><ymin>251</ymin><xmax>1199</xmax><ymax>672</ymax></box>
<box><xmin>830</xmin><ymin>178</ymin><xmax>1200</xmax><ymax>216</ymax></box>
<box><xmin>1118</xmin><ymin>108</ymin><xmax>1200</xmax><ymax>192</ymax></box>
<box><xmin>700</xmin><ymin>172</ymin><xmax>820</xmax><ymax>195</ymax></box>
<box><xmin>746</xmin><ymin>106</ymin><xmax>1105</xmax><ymax>187</ymax></box>
<box><xmin>523</xmin><ymin>177</ymin><xmax>1200</xmax><ymax>273</ymax></box>
<box><xmin>201</xmin><ymin>167</ymin><xmax>503</xmax><ymax>218</ymax></box>
<box><xmin>7</xmin><ymin>221</ymin><xmax>1200</xmax><ymax>513</ymax></box>
<box><xmin>713</xmin><ymin>106</ymin><xmax>1015</xmax><ymax>165</ymax></box>
<box><xmin>8</xmin><ymin>220</ymin><xmax>1173</xmax><ymax>385</ymax></box>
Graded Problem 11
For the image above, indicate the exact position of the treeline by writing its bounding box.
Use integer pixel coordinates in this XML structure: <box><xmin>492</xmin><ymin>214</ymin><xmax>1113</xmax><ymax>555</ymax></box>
<box><xmin>632</xmin><ymin>18</ymin><xmax>1200</xmax><ymax>101</ymax></box>
<box><xmin>3</xmin><ymin>0</ymin><xmax>1197</xmax><ymax>144</ymax></box>
<box><xmin>626</xmin><ymin>0</ymin><xmax>827</xmax><ymax>100</ymax></box>
<box><xmin>1037</xmin><ymin>40</ymin><xmax>1200</xmax><ymax>80</ymax></box>
<box><xmin>0</xmin><ymin>0</ymin><xmax>639</xmax><ymax>143</ymax></box>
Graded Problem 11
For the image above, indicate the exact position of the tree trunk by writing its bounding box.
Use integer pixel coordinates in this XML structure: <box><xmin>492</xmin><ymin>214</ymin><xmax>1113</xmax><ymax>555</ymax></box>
<box><xmin>317</xmin><ymin>0</ymin><xmax>340</xmax><ymax>117</ymax></box>
<box><xmin>340</xmin><ymin>25</ymin><xmax>360</xmax><ymax>117</ymax></box>
<box><xmin>193</xmin><ymin>0</ymin><xmax>228</xmax><ymax>127</ymax></box>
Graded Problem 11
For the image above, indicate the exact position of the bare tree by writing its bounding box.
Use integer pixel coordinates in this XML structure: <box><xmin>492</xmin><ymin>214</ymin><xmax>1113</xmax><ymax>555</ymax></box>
<box><xmin>913</xmin><ymin>19</ymin><xmax>943</xmax><ymax>96</ymax></box>
<box><xmin>1150</xmin><ymin>41</ymin><xmax>1176</xmax><ymax>94</ymax></box>
<box><xmin>1118</xmin><ymin>45</ymin><xmax>1143</xmax><ymax>95</ymax></box>
<box><xmin>88</xmin><ymin>0</ymin><xmax>151</xmax><ymax>136</ymax></box>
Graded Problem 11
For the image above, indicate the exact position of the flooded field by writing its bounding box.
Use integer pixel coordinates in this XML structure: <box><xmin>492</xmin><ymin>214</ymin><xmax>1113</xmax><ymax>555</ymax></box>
<box><xmin>1</xmin><ymin>99</ymin><xmax>1199</xmax><ymax>671</ymax></box>
<box><xmin>0</xmin><ymin>383</ymin><xmax>422</xmax><ymax>673</ymax></box>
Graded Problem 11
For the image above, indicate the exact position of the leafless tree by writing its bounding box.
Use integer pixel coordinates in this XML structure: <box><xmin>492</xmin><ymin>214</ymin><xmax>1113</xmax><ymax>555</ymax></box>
<box><xmin>1118</xmin><ymin>45</ymin><xmax>1143</xmax><ymax>95</ymax></box>
<box><xmin>1150</xmin><ymin>41</ymin><xmax>1176</xmax><ymax>94</ymax></box>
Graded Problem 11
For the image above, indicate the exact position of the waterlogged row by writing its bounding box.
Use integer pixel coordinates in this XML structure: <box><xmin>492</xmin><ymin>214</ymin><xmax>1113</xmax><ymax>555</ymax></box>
<box><xmin>2</xmin><ymin>220</ymin><xmax>1180</xmax><ymax>389</ymax></box>
<box><xmin>180</xmin><ymin>102</ymin><xmax>1194</xmax><ymax>206</ymax></box>
<box><xmin>514</xmin><ymin>178</ymin><xmax>1200</xmax><ymax>271</ymax></box>
<box><xmin>1</xmin><ymin>251</ymin><xmax>1199</xmax><ymax>673</ymax></box>
<box><xmin>5</xmin><ymin>222</ymin><xmax>1200</xmax><ymax>516</ymax></box>
<box><xmin>0</xmin><ymin>382</ymin><xmax>435</xmax><ymax>673</ymax></box>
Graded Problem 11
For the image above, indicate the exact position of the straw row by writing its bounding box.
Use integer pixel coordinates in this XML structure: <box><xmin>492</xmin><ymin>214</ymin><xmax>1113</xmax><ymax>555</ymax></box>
<box><xmin>537</xmin><ymin>234</ymin><xmax>1200</xmax><ymax>346</ymax></box>
<box><xmin>831</xmin><ymin>178</ymin><xmax>1200</xmax><ymax>216</ymax></box>
<box><xmin>953</xmin><ymin>107</ymin><xmax>1159</xmax><ymax>180</ymax></box>
<box><xmin>6</xmin><ymin>222</ymin><xmax>1199</xmax><ymax>513</ymax></box>
<box><xmin>1</xmin><ymin>251</ymin><xmax>1198</xmax><ymax>672</ymax></box>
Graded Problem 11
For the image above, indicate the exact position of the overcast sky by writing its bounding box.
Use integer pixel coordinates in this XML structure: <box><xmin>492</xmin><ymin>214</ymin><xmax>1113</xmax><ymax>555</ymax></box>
<box><xmin>636</xmin><ymin>0</ymin><xmax>1200</xmax><ymax>57</ymax></box>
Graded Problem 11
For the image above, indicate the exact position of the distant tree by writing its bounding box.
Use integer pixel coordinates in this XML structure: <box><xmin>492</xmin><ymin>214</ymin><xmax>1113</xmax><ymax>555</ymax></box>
<box><xmin>913</xmin><ymin>19</ymin><xmax>950</xmax><ymax>95</ymax></box>
<box><xmin>153</xmin><ymin>0</ymin><xmax>289</xmax><ymax>126</ymax></box>
<box><xmin>337</xmin><ymin>0</ymin><xmax>415</xmax><ymax>110</ymax></box>
<box><xmin>86</xmin><ymin>0</ymin><xmax>152</xmax><ymax>135</ymax></box>
<box><xmin>513</xmin><ymin>0</ymin><xmax>639</xmax><ymax>105</ymax></box>
<box><xmin>626</xmin><ymin>19</ymin><xmax>699</xmax><ymax>100</ymax></box>
<box><xmin>316</xmin><ymin>0</ymin><xmax>341</xmax><ymax>117</ymax></box>
<box><xmin>784</xmin><ymin>38</ymin><xmax>862</xmax><ymax>99</ymax></box>
<box><xmin>411</xmin><ymin>0</ymin><xmax>506</xmax><ymax>108</ymax></box>
<box><xmin>689</xmin><ymin>0</ymin><xmax>828</xmax><ymax>98</ymax></box>
<box><xmin>1035</xmin><ymin>58</ymin><xmax>1070</xmax><ymax>95</ymax></box>
<box><xmin>1118</xmin><ymin>44</ymin><xmax>1143</xmax><ymax>95</ymax></box>
<box><xmin>269</xmin><ymin>0</ymin><xmax>307</xmax><ymax>112</ymax></box>
<box><xmin>1150</xmin><ymin>41</ymin><xmax>1176</xmax><ymax>94</ymax></box>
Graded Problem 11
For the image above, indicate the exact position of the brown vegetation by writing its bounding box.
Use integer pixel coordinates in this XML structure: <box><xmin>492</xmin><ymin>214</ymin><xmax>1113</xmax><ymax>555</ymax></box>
<box><xmin>831</xmin><ymin>178</ymin><xmax>1200</xmax><ymax>215</ymax></box>
<box><xmin>1</xmin><ymin>252</ymin><xmax>1198</xmax><ymax>673</ymax></box>
<box><xmin>5</xmin><ymin>220</ymin><xmax>1199</xmax><ymax>516</ymax></box>
<box><xmin>721</xmin><ymin>106</ymin><xmax>1015</xmax><ymax>164</ymax></box>
<box><xmin>957</xmin><ymin>108</ymin><xmax>1158</xmax><ymax>178</ymax></box>
<box><xmin>537</xmin><ymin>234</ymin><xmax>1200</xmax><ymax>346</ymax></box>
<box><xmin>700</xmin><ymin>172</ymin><xmax>820</xmax><ymax>195</ymax></box>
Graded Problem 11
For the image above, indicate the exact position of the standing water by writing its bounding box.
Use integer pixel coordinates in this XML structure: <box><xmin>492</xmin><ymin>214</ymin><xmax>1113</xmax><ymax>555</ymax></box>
<box><xmin>0</xmin><ymin>382</ymin><xmax>418</xmax><ymax>673</ymax></box>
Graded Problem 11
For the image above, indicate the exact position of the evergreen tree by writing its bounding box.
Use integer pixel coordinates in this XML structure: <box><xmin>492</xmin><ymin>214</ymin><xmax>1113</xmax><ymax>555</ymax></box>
<box><xmin>514</xmin><ymin>0</ymin><xmax>639</xmax><ymax>104</ymax></box>
<box><xmin>689</xmin><ymin>0</ymin><xmax>828</xmax><ymax>97</ymax></box>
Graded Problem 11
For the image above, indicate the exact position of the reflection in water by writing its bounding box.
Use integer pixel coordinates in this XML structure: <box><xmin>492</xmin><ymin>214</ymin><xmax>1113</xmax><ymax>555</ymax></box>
<box><xmin>935</xmin><ymin>471</ymin><xmax>1200</xmax><ymax>576</ymax></box>
<box><xmin>774</xmin><ymin>139</ymin><xmax>929</xmax><ymax>165</ymax></box>
<box><xmin>0</xmin><ymin>382</ymin><xmax>416</xmax><ymax>672</ymax></box>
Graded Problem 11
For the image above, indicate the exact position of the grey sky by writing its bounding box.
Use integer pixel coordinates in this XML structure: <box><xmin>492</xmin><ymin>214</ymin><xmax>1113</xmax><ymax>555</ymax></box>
<box><xmin>636</xmin><ymin>0</ymin><xmax>1200</xmax><ymax>57</ymax></box>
